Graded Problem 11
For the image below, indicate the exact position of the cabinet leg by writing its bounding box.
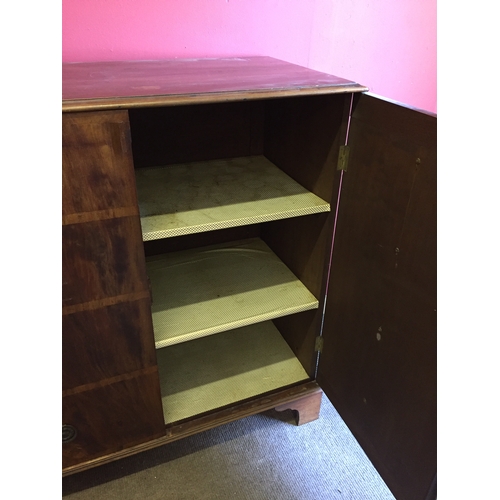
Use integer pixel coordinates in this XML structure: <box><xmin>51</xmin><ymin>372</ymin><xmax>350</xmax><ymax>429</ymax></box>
<box><xmin>274</xmin><ymin>389</ymin><xmax>322</xmax><ymax>425</ymax></box>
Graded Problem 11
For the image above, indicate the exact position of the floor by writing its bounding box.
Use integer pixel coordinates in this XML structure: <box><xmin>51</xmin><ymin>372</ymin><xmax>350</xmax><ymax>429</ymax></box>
<box><xmin>62</xmin><ymin>394</ymin><xmax>396</xmax><ymax>500</ymax></box>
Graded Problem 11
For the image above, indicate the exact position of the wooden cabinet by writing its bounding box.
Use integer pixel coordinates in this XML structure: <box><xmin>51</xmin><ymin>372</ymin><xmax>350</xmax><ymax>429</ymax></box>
<box><xmin>62</xmin><ymin>57</ymin><xmax>436</xmax><ymax>500</ymax></box>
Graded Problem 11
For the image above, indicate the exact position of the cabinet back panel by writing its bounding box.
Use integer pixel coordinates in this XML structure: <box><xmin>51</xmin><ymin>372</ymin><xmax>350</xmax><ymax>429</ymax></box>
<box><xmin>129</xmin><ymin>101</ymin><xmax>264</xmax><ymax>168</ymax></box>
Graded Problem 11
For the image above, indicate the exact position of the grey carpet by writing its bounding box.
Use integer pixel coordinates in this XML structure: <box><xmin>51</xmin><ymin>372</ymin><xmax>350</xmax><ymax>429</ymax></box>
<box><xmin>62</xmin><ymin>394</ymin><xmax>396</xmax><ymax>500</ymax></box>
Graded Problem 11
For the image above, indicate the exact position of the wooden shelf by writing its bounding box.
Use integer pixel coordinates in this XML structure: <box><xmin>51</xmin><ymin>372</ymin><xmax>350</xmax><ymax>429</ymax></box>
<box><xmin>157</xmin><ymin>321</ymin><xmax>310</xmax><ymax>425</ymax></box>
<box><xmin>146</xmin><ymin>238</ymin><xmax>319</xmax><ymax>349</ymax></box>
<box><xmin>136</xmin><ymin>155</ymin><xmax>330</xmax><ymax>241</ymax></box>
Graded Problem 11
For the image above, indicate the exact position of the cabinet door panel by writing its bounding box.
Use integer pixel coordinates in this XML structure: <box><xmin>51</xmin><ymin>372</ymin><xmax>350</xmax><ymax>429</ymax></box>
<box><xmin>62</xmin><ymin>371</ymin><xmax>165</xmax><ymax>471</ymax></box>
<box><xmin>318</xmin><ymin>94</ymin><xmax>436</xmax><ymax>500</ymax></box>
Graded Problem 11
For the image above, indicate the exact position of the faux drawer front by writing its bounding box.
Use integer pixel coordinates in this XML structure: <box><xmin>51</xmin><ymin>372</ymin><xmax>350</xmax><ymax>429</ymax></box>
<box><xmin>63</xmin><ymin>297</ymin><xmax>157</xmax><ymax>390</ymax></box>
<box><xmin>62</xmin><ymin>217</ymin><xmax>150</xmax><ymax>309</ymax></box>
<box><xmin>62</xmin><ymin>110</ymin><xmax>138</xmax><ymax>223</ymax></box>
<box><xmin>62</xmin><ymin>370</ymin><xmax>165</xmax><ymax>470</ymax></box>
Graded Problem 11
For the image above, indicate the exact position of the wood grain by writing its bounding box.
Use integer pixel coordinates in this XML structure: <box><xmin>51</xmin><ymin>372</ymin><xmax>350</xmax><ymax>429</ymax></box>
<box><xmin>62</xmin><ymin>57</ymin><xmax>367</xmax><ymax>111</ymax></box>
<box><xmin>261</xmin><ymin>93</ymin><xmax>348</xmax><ymax>296</ymax></box>
<box><xmin>62</xmin><ymin>381</ymin><xmax>321</xmax><ymax>477</ymax></box>
<box><xmin>63</xmin><ymin>366</ymin><xmax>158</xmax><ymax>397</ymax></box>
<box><xmin>263</xmin><ymin>94</ymin><xmax>347</xmax><ymax>201</ymax></box>
<box><xmin>275</xmin><ymin>388</ymin><xmax>322</xmax><ymax>425</ymax></box>
<box><xmin>62</xmin><ymin>371</ymin><xmax>165</xmax><ymax>470</ymax></box>
<box><xmin>62</xmin><ymin>105</ymin><xmax>165</xmax><ymax>472</ymax></box>
<box><xmin>261</xmin><ymin>93</ymin><xmax>351</xmax><ymax>375</ymax></box>
<box><xmin>62</xmin><ymin>110</ymin><xmax>138</xmax><ymax>221</ymax></box>
<box><xmin>262</xmin><ymin>213</ymin><xmax>334</xmax><ymax>375</ymax></box>
<box><xmin>318</xmin><ymin>93</ymin><xmax>436</xmax><ymax>500</ymax></box>
<box><xmin>62</xmin><ymin>291</ymin><xmax>150</xmax><ymax>316</ymax></box>
<box><xmin>62</xmin><ymin>217</ymin><xmax>149</xmax><ymax>308</ymax></box>
<box><xmin>63</xmin><ymin>298</ymin><xmax>157</xmax><ymax>390</ymax></box>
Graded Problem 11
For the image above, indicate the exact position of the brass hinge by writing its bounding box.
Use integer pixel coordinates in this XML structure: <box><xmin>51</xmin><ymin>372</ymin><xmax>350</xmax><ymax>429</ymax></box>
<box><xmin>337</xmin><ymin>145</ymin><xmax>350</xmax><ymax>171</ymax></box>
<box><xmin>315</xmin><ymin>336</ymin><xmax>324</xmax><ymax>353</ymax></box>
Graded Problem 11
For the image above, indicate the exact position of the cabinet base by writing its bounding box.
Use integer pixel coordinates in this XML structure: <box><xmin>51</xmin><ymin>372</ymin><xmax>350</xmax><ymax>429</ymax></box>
<box><xmin>274</xmin><ymin>388</ymin><xmax>322</xmax><ymax>425</ymax></box>
<box><xmin>62</xmin><ymin>380</ymin><xmax>320</xmax><ymax>477</ymax></box>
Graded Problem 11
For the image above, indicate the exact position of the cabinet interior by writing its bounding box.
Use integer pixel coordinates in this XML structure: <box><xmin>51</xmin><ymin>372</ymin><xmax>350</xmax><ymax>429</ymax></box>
<box><xmin>128</xmin><ymin>93</ymin><xmax>347</xmax><ymax>425</ymax></box>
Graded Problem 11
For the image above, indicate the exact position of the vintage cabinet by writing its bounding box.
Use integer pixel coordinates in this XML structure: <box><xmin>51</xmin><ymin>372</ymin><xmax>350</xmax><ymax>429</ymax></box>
<box><xmin>62</xmin><ymin>57</ymin><xmax>436</xmax><ymax>500</ymax></box>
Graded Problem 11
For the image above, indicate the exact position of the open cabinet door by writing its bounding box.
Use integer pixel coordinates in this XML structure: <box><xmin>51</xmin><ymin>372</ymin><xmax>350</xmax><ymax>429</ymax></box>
<box><xmin>317</xmin><ymin>94</ymin><xmax>436</xmax><ymax>500</ymax></box>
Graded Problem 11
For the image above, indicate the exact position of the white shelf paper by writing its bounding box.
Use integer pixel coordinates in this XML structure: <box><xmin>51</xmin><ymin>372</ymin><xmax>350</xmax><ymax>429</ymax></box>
<box><xmin>157</xmin><ymin>321</ymin><xmax>310</xmax><ymax>424</ymax></box>
<box><xmin>147</xmin><ymin>238</ymin><xmax>319</xmax><ymax>349</ymax></box>
<box><xmin>136</xmin><ymin>156</ymin><xmax>330</xmax><ymax>240</ymax></box>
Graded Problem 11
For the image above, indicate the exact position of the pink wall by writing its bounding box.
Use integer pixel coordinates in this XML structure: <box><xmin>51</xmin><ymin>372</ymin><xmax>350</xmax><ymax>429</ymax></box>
<box><xmin>62</xmin><ymin>0</ymin><xmax>436</xmax><ymax>113</ymax></box>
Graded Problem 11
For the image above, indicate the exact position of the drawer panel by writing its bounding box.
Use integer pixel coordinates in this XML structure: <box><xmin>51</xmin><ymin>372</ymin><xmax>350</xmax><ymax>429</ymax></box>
<box><xmin>63</xmin><ymin>298</ymin><xmax>157</xmax><ymax>390</ymax></box>
<box><xmin>62</xmin><ymin>110</ymin><xmax>138</xmax><ymax>220</ymax></box>
<box><xmin>62</xmin><ymin>370</ymin><xmax>165</xmax><ymax>470</ymax></box>
<box><xmin>62</xmin><ymin>216</ymin><xmax>148</xmax><ymax>308</ymax></box>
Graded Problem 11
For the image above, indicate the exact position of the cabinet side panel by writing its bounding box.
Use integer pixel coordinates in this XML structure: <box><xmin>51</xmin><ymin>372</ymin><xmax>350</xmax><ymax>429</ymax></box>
<box><xmin>262</xmin><ymin>94</ymin><xmax>349</xmax><ymax>376</ymax></box>
<box><xmin>263</xmin><ymin>94</ymin><xmax>346</xmax><ymax>202</ymax></box>
<box><xmin>62</xmin><ymin>372</ymin><xmax>165</xmax><ymax>470</ymax></box>
<box><xmin>62</xmin><ymin>110</ymin><xmax>138</xmax><ymax>222</ymax></box>
<box><xmin>63</xmin><ymin>298</ymin><xmax>157</xmax><ymax>390</ymax></box>
<box><xmin>264</xmin><ymin>213</ymin><xmax>334</xmax><ymax>376</ymax></box>
<box><xmin>318</xmin><ymin>94</ymin><xmax>436</xmax><ymax>500</ymax></box>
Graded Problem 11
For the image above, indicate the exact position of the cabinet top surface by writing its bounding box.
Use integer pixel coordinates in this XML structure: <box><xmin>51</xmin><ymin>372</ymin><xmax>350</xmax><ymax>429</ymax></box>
<box><xmin>62</xmin><ymin>56</ymin><xmax>367</xmax><ymax>111</ymax></box>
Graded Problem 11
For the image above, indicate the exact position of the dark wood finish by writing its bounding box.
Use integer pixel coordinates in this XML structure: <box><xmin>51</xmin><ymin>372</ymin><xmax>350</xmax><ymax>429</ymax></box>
<box><xmin>62</xmin><ymin>217</ymin><xmax>150</xmax><ymax>308</ymax></box>
<box><xmin>62</xmin><ymin>57</ymin><xmax>367</xmax><ymax>112</ymax></box>
<box><xmin>129</xmin><ymin>101</ymin><xmax>264</xmax><ymax>168</ymax></box>
<box><xmin>318</xmin><ymin>94</ymin><xmax>436</xmax><ymax>500</ymax></box>
<box><xmin>262</xmin><ymin>213</ymin><xmax>332</xmax><ymax>304</ymax></box>
<box><xmin>262</xmin><ymin>93</ymin><xmax>348</xmax><ymax>295</ymax></box>
<box><xmin>62</xmin><ymin>111</ymin><xmax>138</xmax><ymax>223</ymax></box>
<box><xmin>275</xmin><ymin>388</ymin><xmax>322</xmax><ymax>425</ymax></box>
<box><xmin>62</xmin><ymin>381</ymin><xmax>321</xmax><ymax>477</ymax></box>
<box><xmin>62</xmin><ymin>370</ymin><xmax>166</xmax><ymax>470</ymax></box>
<box><xmin>261</xmin><ymin>93</ymin><xmax>350</xmax><ymax>375</ymax></box>
<box><xmin>62</xmin><ymin>100</ymin><xmax>166</xmax><ymax>473</ymax></box>
<box><xmin>425</xmin><ymin>474</ymin><xmax>437</xmax><ymax>500</ymax></box>
<box><xmin>272</xmin><ymin>310</ymin><xmax>320</xmax><ymax>378</ymax></box>
<box><xmin>263</xmin><ymin>214</ymin><xmax>333</xmax><ymax>376</ymax></box>
<box><xmin>63</xmin><ymin>366</ymin><xmax>157</xmax><ymax>398</ymax></box>
<box><xmin>263</xmin><ymin>94</ymin><xmax>347</xmax><ymax>201</ymax></box>
<box><xmin>63</xmin><ymin>298</ymin><xmax>157</xmax><ymax>390</ymax></box>
<box><xmin>62</xmin><ymin>58</ymin><xmax>436</xmax><ymax>497</ymax></box>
